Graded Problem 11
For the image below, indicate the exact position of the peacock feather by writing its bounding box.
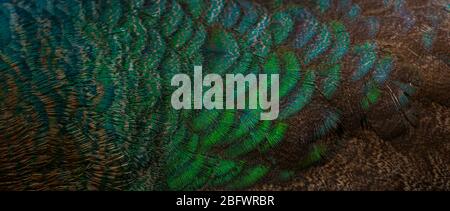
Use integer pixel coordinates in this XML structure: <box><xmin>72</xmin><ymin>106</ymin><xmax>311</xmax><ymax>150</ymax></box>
<box><xmin>0</xmin><ymin>0</ymin><xmax>435</xmax><ymax>190</ymax></box>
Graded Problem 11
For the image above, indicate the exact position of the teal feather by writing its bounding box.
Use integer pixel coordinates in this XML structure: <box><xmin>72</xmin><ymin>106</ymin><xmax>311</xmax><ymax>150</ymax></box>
<box><xmin>237</xmin><ymin>1</ymin><xmax>259</xmax><ymax>34</ymax></box>
<box><xmin>161</xmin><ymin>0</ymin><xmax>183</xmax><ymax>37</ymax></box>
<box><xmin>227</xmin><ymin>165</ymin><xmax>269</xmax><ymax>189</ymax></box>
<box><xmin>293</xmin><ymin>9</ymin><xmax>319</xmax><ymax>49</ymax></box>
<box><xmin>0</xmin><ymin>10</ymin><xmax>11</xmax><ymax>47</ymax></box>
<box><xmin>347</xmin><ymin>4</ymin><xmax>361</xmax><ymax>21</ymax></box>
<box><xmin>280</xmin><ymin>70</ymin><xmax>316</xmax><ymax>119</ymax></box>
<box><xmin>322</xmin><ymin>64</ymin><xmax>341</xmax><ymax>99</ymax></box>
<box><xmin>302</xmin><ymin>23</ymin><xmax>332</xmax><ymax>65</ymax></box>
<box><xmin>246</xmin><ymin>14</ymin><xmax>269</xmax><ymax>46</ymax></box>
<box><xmin>225</xmin><ymin>120</ymin><xmax>271</xmax><ymax>158</ymax></box>
<box><xmin>206</xmin><ymin>0</ymin><xmax>225</xmax><ymax>25</ymax></box>
<box><xmin>315</xmin><ymin>0</ymin><xmax>331</xmax><ymax>13</ymax></box>
<box><xmin>279</xmin><ymin>51</ymin><xmax>301</xmax><ymax>98</ymax></box>
<box><xmin>269</xmin><ymin>11</ymin><xmax>294</xmax><ymax>45</ymax></box>
<box><xmin>327</xmin><ymin>21</ymin><xmax>350</xmax><ymax>64</ymax></box>
<box><xmin>373</xmin><ymin>55</ymin><xmax>394</xmax><ymax>85</ymax></box>
<box><xmin>221</xmin><ymin>1</ymin><xmax>241</xmax><ymax>29</ymax></box>
<box><xmin>352</xmin><ymin>42</ymin><xmax>377</xmax><ymax>81</ymax></box>
<box><xmin>183</xmin><ymin>0</ymin><xmax>203</xmax><ymax>20</ymax></box>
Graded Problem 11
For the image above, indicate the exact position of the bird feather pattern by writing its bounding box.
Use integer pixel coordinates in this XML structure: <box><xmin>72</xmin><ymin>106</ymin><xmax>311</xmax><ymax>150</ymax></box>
<box><xmin>0</xmin><ymin>0</ymin><xmax>447</xmax><ymax>191</ymax></box>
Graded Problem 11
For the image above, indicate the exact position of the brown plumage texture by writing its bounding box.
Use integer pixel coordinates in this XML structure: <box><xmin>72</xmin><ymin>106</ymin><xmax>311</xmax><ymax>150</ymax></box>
<box><xmin>253</xmin><ymin>0</ymin><xmax>450</xmax><ymax>191</ymax></box>
<box><xmin>254</xmin><ymin>102</ymin><xmax>450</xmax><ymax>190</ymax></box>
